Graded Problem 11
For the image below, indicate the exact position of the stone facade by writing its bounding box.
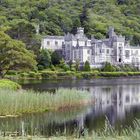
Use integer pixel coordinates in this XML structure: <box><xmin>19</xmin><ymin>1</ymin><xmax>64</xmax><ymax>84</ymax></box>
<box><xmin>41</xmin><ymin>27</ymin><xmax>140</xmax><ymax>68</ymax></box>
<box><xmin>41</xmin><ymin>36</ymin><xmax>64</xmax><ymax>51</ymax></box>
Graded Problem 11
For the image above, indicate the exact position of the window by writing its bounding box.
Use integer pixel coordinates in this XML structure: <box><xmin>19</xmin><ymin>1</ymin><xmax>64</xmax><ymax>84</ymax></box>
<box><xmin>100</xmin><ymin>49</ymin><xmax>104</xmax><ymax>54</ymax></box>
<box><xmin>136</xmin><ymin>58</ymin><xmax>139</xmax><ymax>63</ymax></box>
<box><xmin>74</xmin><ymin>51</ymin><xmax>76</xmax><ymax>59</ymax></box>
<box><xmin>55</xmin><ymin>41</ymin><xmax>58</xmax><ymax>46</ymax></box>
<box><xmin>125</xmin><ymin>50</ymin><xmax>130</xmax><ymax>58</ymax></box>
<box><xmin>126</xmin><ymin>95</ymin><xmax>130</xmax><ymax>103</ymax></box>
<box><xmin>107</xmin><ymin>49</ymin><xmax>109</xmax><ymax>54</ymax></box>
<box><xmin>47</xmin><ymin>41</ymin><xmax>50</xmax><ymax>45</ymax></box>
<box><xmin>79</xmin><ymin>50</ymin><xmax>81</xmax><ymax>58</ymax></box>
<box><xmin>87</xmin><ymin>50</ymin><xmax>90</xmax><ymax>54</ymax></box>
<box><xmin>88</xmin><ymin>56</ymin><xmax>90</xmax><ymax>61</ymax></box>
<box><xmin>135</xmin><ymin>50</ymin><xmax>138</xmax><ymax>55</ymax></box>
<box><xmin>119</xmin><ymin>47</ymin><xmax>122</xmax><ymax>54</ymax></box>
<box><xmin>119</xmin><ymin>43</ymin><xmax>122</xmax><ymax>46</ymax></box>
<box><xmin>85</xmin><ymin>41</ymin><xmax>87</xmax><ymax>46</ymax></box>
<box><xmin>112</xmin><ymin>50</ymin><xmax>114</xmax><ymax>54</ymax></box>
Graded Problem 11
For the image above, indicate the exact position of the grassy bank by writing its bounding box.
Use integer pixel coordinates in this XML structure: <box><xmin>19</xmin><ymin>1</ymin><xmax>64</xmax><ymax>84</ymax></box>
<box><xmin>0</xmin><ymin>89</ymin><xmax>92</xmax><ymax>116</ymax></box>
<box><xmin>5</xmin><ymin>71</ymin><xmax>140</xmax><ymax>80</ymax></box>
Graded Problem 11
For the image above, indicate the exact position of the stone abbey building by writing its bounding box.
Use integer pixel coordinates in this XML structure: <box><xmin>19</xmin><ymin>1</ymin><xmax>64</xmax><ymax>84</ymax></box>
<box><xmin>41</xmin><ymin>27</ymin><xmax>140</xmax><ymax>68</ymax></box>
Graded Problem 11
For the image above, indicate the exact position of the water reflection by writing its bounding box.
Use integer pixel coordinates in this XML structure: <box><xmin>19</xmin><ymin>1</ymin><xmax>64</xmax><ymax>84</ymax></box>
<box><xmin>1</xmin><ymin>79</ymin><xmax>140</xmax><ymax>137</ymax></box>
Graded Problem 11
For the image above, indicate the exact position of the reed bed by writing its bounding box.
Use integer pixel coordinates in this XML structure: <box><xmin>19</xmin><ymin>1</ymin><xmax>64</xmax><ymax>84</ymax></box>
<box><xmin>1</xmin><ymin>119</ymin><xmax>140</xmax><ymax>140</ymax></box>
<box><xmin>0</xmin><ymin>89</ymin><xmax>92</xmax><ymax>116</ymax></box>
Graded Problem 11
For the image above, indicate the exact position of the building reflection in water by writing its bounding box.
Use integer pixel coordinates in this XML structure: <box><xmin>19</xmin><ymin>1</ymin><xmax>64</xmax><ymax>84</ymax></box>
<box><xmin>76</xmin><ymin>84</ymin><xmax>140</xmax><ymax>129</ymax></box>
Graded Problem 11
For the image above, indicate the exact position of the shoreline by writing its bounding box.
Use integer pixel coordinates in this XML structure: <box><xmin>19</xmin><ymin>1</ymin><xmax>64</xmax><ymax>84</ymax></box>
<box><xmin>5</xmin><ymin>71</ymin><xmax>140</xmax><ymax>80</ymax></box>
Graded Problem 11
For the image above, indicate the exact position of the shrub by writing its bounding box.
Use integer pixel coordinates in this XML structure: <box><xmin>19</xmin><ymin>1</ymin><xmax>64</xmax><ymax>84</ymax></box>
<box><xmin>71</xmin><ymin>66</ymin><xmax>76</xmax><ymax>72</ymax></box>
<box><xmin>20</xmin><ymin>72</ymin><xmax>29</xmax><ymax>78</ymax></box>
<box><xmin>41</xmin><ymin>71</ymin><xmax>57</xmax><ymax>79</ymax></box>
<box><xmin>37</xmin><ymin>64</ymin><xmax>45</xmax><ymax>70</ymax></box>
<box><xmin>56</xmin><ymin>71</ymin><xmax>74</xmax><ymax>77</ymax></box>
<box><xmin>0</xmin><ymin>79</ymin><xmax>21</xmax><ymax>90</ymax></box>
<box><xmin>28</xmin><ymin>71</ymin><xmax>42</xmax><ymax>79</ymax></box>
<box><xmin>50</xmin><ymin>65</ymin><xmax>56</xmax><ymax>71</ymax></box>
<box><xmin>84</xmin><ymin>61</ymin><xmax>91</xmax><ymax>71</ymax></box>
<box><xmin>102</xmin><ymin>62</ymin><xmax>116</xmax><ymax>72</ymax></box>
<box><xmin>7</xmin><ymin>70</ymin><xmax>17</xmax><ymax>75</ymax></box>
<box><xmin>63</xmin><ymin>64</ymin><xmax>70</xmax><ymax>71</ymax></box>
<box><xmin>99</xmin><ymin>72</ymin><xmax>128</xmax><ymax>77</ymax></box>
<box><xmin>81</xmin><ymin>72</ymin><xmax>95</xmax><ymax>79</ymax></box>
<box><xmin>28</xmin><ymin>71</ymin><xmax>36</xmax><ymax>77</ymax></box>
<box><xmin>128</xmin><ymin>72</ymin><xmax>140</xmax><ymax>76</ymax></box>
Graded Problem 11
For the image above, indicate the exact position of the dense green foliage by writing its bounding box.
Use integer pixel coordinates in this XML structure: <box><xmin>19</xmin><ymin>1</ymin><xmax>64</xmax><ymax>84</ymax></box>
<box><xmin>0</xmin><ymin>31</ymin><xmax>37</xmax><ymax>77</ymax></box>
<box><xmin>37</xmin><ymin>49</ymin><xmax>63</xmax><ymax>70</ymax></box>
<box><xmin>84</xmin><ymin>61</ymin><xmax>91</xmax><ymax>71</ymax></box>
<box><xmin>102</xmin><ymin>62</ymin><xmax>139</xmax><ymax>72</ymax></box>
<box><xmin>102</xmin><ymin>62</ymin><xmax>117</xmax><ymax>72</ymax></box>
<box><xmin>0</xmin><ymin>79</ymin><xmax>21</xmax><ymax>90</ymax></box>
<box><xmin>37</xmin><ymin>49</ymin><xmax>52</xmax><ymax>69</ymax></box>
<box><xmin>0</xmin><ymin>0</ymin><xmax>140</xmax><ymax>45</ymax></box>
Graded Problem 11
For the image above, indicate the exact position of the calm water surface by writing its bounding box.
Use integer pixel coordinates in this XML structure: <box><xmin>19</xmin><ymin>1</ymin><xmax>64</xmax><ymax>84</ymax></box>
<box><xmin>1</xmin><ymin>78</ymin><xmax>140</xmax><ymax>137</ymax></box>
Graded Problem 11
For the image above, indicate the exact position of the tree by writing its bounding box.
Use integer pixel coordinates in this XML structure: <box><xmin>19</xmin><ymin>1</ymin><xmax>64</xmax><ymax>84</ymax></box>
<box><xmin>6</xmin><ymin>20</ymin><xmax>41</xmax><ymax>54</ymax></box>
<box><xmin>71</xmin><ymin>18</ymin><xmax>81</xmax><ymax>34</ymax></box>
<box><xmin>6</xmin><ymin>20</ymin><xmax>36</xmax><ymax>45</ymax></box>
<box><xmin>68</xmin><ymin>60</ymin><xmax>73</xmax><ymax>70</ymax></box>
<box><xmin>51</xmin><ymin>51</ymin><xmax>62</xmax><ymax>65</ymax></box>
<box><xmin>59</xmin><ymin>59</ymin><xmax>70</xmax><ymax>71</ymax></box>
<box><xmin>0</xmin><ymin>31</ymin><xmax>37</xmax><ymax>78</ymax></box>
<box><xmin>75</xmin><ymin>59</ymin><xmax>80</xmax><ymax>71</ymax></box>
<box><xmin>37</xmin><ymin>49</ymin><xmax>51</xmax><ymax>69</ymax></box>
<box><xmin>84</xmin><ymin>61</ymin><xmax>90</xmax><ymax>71</ymax></box>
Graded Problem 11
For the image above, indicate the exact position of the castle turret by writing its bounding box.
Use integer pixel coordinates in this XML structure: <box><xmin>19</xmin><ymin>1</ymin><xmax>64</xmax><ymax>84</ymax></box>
<box><xmin>108</xmin><ymin>27</ymin><xmax>116</xmax><ymax>38</ymax></box>
<box><xmin>77</xmin><ymin>27</ymin><xmax>84</xmax><ymax>35</ymax></box>
<box><xmin>77</xmin><ymin>27</ymin><xmax>84</xmax><ymax>38</ymax></box>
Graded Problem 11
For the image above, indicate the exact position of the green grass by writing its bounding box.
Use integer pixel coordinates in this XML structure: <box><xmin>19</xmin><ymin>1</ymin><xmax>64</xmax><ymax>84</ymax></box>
<box><xmin>0</xmin><ymin>79</ymin><xmax>21</xmax><ymax>90</ymax></box>
<box><xmin>6</xmin><ymin>71</ymin><xmax>140</xmax><ymax>80</ymax></box>
<box><xmin>0</xmin><ymin>89</ymin><xmax>92</xmax><ymax>116</ymax></box>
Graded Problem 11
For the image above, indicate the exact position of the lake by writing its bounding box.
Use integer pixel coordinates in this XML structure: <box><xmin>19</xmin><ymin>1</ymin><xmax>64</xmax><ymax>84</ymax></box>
<box><xmin>1</xmin><ymin>78</ymin><xmax>140</xmax><ymax>137</ymax></box>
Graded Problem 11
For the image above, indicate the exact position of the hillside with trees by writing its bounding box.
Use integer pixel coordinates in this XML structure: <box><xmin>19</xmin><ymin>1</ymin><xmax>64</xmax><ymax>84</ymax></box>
<box><xmin>0</xmin><ymin>0</ymin><xmax>140</xmax><ymax>50</ymax></box>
